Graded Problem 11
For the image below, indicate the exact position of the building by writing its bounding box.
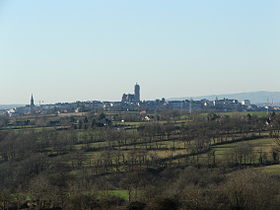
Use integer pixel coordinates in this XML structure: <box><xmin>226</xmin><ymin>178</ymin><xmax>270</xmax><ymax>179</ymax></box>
<box><xmin>122</xmin><ymin>83</ymin><xmax>141</xmax><ymax>104</ymax></box>
<box><xmin>241</xmin><ymin>100</ymin><xmax>251</xmax><ymax>106</ymax></box>
<box><xmin>30</xmin><ymin>94</ymin><xmax>35</xmax><ymax>107</ymax></box>
<box><xmin>30</xmin><ymin>94</ymin><xmax>36</xmax><ymax>113</ymax></box>
<box><xmin>134</xmin><ymin>83</ymin><xmax>140</xmax><ymax>102</ymax></box>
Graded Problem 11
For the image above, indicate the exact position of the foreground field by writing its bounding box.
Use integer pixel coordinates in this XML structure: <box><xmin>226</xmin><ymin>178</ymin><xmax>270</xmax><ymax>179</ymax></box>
<box><xmin>0</xmin><ymin>111</ymin><xmax>279</xmax><ymax>209</ymax></box>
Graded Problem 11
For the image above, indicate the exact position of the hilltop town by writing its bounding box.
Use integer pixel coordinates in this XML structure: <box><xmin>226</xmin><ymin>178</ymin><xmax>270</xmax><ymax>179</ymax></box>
<box><xmin>2</xmin><ymin>84</ymin><xmax>277</xmax><ymax>119</ymax></box>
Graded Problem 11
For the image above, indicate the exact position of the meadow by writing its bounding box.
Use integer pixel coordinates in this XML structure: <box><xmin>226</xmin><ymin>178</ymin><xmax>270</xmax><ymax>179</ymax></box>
<box><xmin>0</xmin><ymin>110</ymin><xmax>279</xmax><ymax>209</ymax></box>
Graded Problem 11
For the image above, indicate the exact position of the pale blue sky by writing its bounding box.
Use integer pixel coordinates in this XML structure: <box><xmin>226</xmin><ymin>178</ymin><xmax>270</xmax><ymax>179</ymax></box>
<box><xmin>0</xmin><ymin>0</ymin><xmax>279</xmax><ymax>104</ymax></box>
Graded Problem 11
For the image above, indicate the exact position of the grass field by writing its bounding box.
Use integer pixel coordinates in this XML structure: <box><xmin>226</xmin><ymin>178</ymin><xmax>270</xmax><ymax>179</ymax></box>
<box><xmin>97</xmin><ymin>190</ymin><xmax>129</xmax><ymax>201</ymax></box>
<box><xmin>256</xmin><ymin>164</ymin><xmax>280</xmax><ymax>174</ymax></box>
<box><xmin>171</xmin><ymin>136</ymin><xmax>278</xmax><ymax>167</ymax></box>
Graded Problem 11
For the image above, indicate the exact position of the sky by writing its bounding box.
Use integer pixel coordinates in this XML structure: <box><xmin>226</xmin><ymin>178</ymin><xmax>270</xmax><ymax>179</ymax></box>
<box><xmin>0</xmin><ymin>0</ymin><xmax>280</xmax><ymax>104</ymax></box>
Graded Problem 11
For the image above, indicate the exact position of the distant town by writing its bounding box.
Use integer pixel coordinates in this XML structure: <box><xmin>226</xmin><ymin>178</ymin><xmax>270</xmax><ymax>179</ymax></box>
<box><xmin>1</xmin><ymin>83</ymin><xmax>280</xmax><ymax>117</ymax></box>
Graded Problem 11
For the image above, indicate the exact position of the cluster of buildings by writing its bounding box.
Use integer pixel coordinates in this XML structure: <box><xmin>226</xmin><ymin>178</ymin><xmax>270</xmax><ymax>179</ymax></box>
<box><xmin>122</xmin><ymin>83</ymin><xmax>141</xmax><ymax>104</ymax></box>
<box><xmin>2</xmin><ymin>83</ymin><xmax>279</xmax><ymax>116</ymax></box>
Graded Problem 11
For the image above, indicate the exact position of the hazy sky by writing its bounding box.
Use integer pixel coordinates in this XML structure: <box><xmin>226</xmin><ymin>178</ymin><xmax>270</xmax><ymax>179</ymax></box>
<box><xmin>0</xmin><ymin>0</ymin><xmax>280</xmax><ymax>104</ymax></box>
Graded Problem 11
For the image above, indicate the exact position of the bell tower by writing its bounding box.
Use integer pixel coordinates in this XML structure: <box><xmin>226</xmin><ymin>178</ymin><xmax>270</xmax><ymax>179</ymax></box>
<box><xmin>134</xmin><ymin>83</ymin><xmax>140</xmax><ymax>102</ymax></box>
<box><xmin>30</xmin><ymin>94</ymin><xmax>35</xmax><ymax>107</ymax></box>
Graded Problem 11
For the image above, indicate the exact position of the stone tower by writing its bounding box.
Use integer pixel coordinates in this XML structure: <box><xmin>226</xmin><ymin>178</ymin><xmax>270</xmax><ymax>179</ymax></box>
<box><xmin>134</xmin><ymin>83</ymin><xmax>140</xmax><ymax>102</ymax></box>
<box><xmin>30</xmin><ymin>94</ymin><xmax>35</xmax><ymax>107</ymax></box>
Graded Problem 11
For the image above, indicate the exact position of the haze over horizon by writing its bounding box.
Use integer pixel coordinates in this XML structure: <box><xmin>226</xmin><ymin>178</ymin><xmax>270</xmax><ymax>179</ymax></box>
<box><xmin>1</xmin><ymin>0</ymin><xmax>280</xmax><ymax>104</ymax></box>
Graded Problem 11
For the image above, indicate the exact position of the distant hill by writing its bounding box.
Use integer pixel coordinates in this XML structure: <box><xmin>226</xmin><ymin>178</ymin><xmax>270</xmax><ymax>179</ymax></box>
<box><xmin>168</xmin><ymin>91</ymin><xmax>280</xmax><ymax>105</ymax></box>
<box><xmin>0</xmin><ymin>104</ymin><xmax>24</xmax><ymax>110</ymax></box>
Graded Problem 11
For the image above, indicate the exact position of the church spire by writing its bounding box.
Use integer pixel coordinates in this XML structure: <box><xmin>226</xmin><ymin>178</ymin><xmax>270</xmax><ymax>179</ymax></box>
<box><xmin>30</xmin><ymin>94</ymin><xmax>35</xmax><ymax>107</ymax></box>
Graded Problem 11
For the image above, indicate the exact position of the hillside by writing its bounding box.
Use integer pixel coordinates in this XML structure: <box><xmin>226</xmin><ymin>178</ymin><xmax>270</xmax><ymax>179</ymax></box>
<box><xmin>0</xmin><ymin>104</ymin><xmax>24</xmax><ymax>110</ymax></box>
<box><xmin>169</xmin><ymin>91</ymin><xmax>280</xmax><ymax>105</ymax></box>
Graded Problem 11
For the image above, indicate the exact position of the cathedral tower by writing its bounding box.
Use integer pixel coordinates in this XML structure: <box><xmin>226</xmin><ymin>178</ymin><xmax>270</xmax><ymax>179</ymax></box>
<box><xmin>134</xmin><ymin>83</ymin><xmax>140</xmax><ymax>102</ymax></box>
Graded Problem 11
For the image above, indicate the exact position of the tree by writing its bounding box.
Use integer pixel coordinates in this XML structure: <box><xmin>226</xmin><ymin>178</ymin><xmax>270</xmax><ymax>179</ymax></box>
<box><xmin>272</xmin><ymin>114</ymin><xmax>280</xmax><ymax>152</ymax></box>
<box><xmin>126</xmin><ymin>201</ymin><xmax>146</xmax><ymax>210</ymax></box>
<box><xmin>148</xmin><ymin>197</ymin><xmax>179</xmax><ymax>210</ymax></box>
